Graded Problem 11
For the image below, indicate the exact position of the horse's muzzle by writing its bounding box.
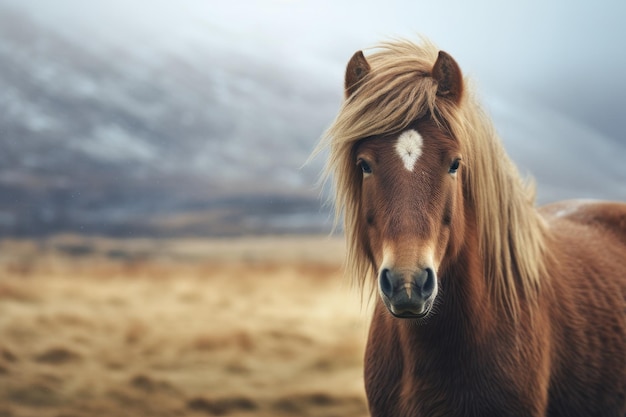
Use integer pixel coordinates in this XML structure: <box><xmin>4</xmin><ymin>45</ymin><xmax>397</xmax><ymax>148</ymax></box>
<box><xmin>378</xmin><ymin>267</ymin><xmax>437</xmax><ymax>319</ymax></box>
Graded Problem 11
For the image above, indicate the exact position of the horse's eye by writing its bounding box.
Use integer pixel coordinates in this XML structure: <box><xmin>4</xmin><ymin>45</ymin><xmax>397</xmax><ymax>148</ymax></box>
<box><xmin>449</xmin><ymin>158</ymin><xmax>461</xmax><ymax>174</ymax></box>
<box><xmin>359</xmin><ymin>160</ymin><xmax>372</xmax><ymax>175</ymax></box>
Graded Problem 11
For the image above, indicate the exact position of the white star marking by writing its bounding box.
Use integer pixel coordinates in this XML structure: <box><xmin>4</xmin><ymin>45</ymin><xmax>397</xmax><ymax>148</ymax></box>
<box><xmin>395</xmin><ymin>129</ymin><xmax>423</xmax><ymax>171</ymax></box>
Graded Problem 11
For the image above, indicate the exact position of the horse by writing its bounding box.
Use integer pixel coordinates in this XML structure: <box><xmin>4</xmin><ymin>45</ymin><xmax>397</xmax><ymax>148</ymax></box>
<box><xmin>315</xmin><ymin>39</ymin><xmax>626</xmax><ymax>416</ymax></box>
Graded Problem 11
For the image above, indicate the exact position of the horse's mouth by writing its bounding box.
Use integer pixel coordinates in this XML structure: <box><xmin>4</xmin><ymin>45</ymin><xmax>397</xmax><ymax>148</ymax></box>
<box><xmin>388</xmin><ymin>302</ymin><xmax>432</xmax><ymax>319</ymax></box>
<box><xmin>391</xmin><ymin>311</ymin><xmax>429</xmax><ymax>319</ymax></box>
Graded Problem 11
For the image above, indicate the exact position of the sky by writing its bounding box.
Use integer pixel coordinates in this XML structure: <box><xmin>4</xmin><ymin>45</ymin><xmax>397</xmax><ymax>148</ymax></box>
<box><xmin>12</xmin><ymin>1</ymin><xmax>626</xmax><ymax>108</ymax></box>
<box><xmin>2</xmin><ymin>0</ymin><xmax>626</xmax><ymax>205</ymax></box>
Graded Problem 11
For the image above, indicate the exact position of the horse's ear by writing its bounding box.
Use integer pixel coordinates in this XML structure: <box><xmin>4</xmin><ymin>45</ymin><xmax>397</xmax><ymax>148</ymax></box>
<box><xmin>432</xmin><ymin>50</ymin><xmax>463</xmax><ymax>104</ymax></box>
<box><xmin>345</xmin><ymin>51</ymin><xmax>371</xmax><ymax>99</ymax></box>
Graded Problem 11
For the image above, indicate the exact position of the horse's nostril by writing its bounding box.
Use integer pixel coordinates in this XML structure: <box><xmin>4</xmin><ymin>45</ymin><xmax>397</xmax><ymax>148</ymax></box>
<box><xmin>379</xmin><ymin>268</ymin><xmax>393</xmax><ymax>297</ymax></box>
<box><xmin>422</xmin><ymin>268</ymin><xmax>435</xmax><ymax>298</ymax></box>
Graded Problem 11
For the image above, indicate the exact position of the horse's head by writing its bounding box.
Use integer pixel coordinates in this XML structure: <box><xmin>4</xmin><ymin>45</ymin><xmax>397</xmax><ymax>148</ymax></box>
<box><xmin>344</xmin><ymin>48</ymin><xmax>466</xmax><ymax>319</ymax></box>
<box><xmin>319</xmin><ymin>40</ymin><xmax>546</xmax><ymax>322</ymax></box>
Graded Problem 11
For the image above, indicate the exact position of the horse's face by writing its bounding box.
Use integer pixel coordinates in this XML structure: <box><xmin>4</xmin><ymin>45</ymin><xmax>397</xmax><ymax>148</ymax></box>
<box><xmin>355</xmin><ymin>119</ymin><xmax>464</xmax><ymax>319</ymax></box>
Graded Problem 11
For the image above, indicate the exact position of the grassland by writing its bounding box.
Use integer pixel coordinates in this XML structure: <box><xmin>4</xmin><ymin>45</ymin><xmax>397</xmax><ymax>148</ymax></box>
<box><xmin>0</xmin><ymin>235</ymin><xmax>370</xmax><ymax>417</ymax></box>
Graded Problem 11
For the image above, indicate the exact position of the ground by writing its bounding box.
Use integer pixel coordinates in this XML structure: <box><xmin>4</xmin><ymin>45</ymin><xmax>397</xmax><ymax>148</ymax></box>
<box><xmin>0</xmin><ymin>235</ymin><xmax>370</xmax><ymax>417</ymax></box>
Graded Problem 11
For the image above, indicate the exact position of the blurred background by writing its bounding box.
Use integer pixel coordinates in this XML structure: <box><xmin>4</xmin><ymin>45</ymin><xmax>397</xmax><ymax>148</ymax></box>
<box><xmin>0</xmin><ymin>1</ymin><xmax>624</xmax><ymax>416</ymax></box>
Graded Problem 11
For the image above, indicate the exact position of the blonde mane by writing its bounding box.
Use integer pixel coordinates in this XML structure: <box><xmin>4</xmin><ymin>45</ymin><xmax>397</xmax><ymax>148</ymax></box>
<box><xmin>315</xmin><ymin>39</ymin><xmax>548</xmax><ymax>318</ymax></box>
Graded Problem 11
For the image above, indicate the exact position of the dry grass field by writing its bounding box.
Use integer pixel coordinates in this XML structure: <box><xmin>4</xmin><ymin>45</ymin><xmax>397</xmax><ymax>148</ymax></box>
<box><xmin>0</xmin><ymin>235</ymin><xmax>370</xmax><ymax>417</ymax></box>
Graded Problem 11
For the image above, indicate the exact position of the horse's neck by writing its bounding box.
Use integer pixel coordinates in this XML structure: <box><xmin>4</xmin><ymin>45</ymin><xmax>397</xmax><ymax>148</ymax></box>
<box><xmin>440</xmin><ymin>247</ymin><xmax>491</xmax><ymax>335</ymax></box>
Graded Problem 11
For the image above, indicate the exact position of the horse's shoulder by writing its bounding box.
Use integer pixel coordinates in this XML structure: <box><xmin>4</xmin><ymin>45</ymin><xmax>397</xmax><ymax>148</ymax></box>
<box><xmin>539</xmin><ymin>199</ymin><xmax>626</xmax><ymax>238</ymax></box>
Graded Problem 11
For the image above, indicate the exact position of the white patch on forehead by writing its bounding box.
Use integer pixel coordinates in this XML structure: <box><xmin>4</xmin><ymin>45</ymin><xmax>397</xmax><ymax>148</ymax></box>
<box><xmin>395</xmin><ymin>129</ymin><xmax>423</xmax><ymax>172</ymax></box>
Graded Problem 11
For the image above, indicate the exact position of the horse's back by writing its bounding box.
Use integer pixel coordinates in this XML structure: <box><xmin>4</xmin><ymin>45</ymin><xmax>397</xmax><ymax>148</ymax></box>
<box><xmin>540</xmin><ymin>199</ymin><xmax>626</xmax><ymax>416</ymax></box>
<box><xmin>540</xmin><ymin>199</ymin><xmax>626</xmax><ymax>291</ymax></box>
<box><xmin>541</xmin><ymin>199</ymin><xmax>626</xmax><ymax>242</ymax></box>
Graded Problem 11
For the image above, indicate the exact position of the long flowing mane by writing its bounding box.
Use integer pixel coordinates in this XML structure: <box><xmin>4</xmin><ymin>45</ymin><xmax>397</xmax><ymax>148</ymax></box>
<box><xmin>316</xmin><ymin>39</ymin><xmax>548</xmax><ymax>317</ymax></box>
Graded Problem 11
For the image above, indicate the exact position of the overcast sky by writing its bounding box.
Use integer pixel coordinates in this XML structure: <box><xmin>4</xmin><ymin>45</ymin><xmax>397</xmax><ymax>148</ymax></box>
<box><xmin>11</xmin><ymin>1</ymin><xmax>626</xmax><ymax>116</ymax></box>
<box><xmin>3</xmin><ymin>0</ymin><xmax>626</xmax><ymax>202</ymax></box>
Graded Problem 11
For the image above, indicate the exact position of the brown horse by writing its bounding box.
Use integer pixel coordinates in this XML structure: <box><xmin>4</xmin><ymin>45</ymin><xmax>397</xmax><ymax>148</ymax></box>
<box><xmin>316</xmin><ymin>39</ymin><xmax>626</xmax><ymax>416</ymax></box>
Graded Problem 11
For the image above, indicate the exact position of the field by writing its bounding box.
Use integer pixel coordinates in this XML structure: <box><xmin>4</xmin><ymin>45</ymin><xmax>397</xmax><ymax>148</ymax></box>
<box><xmin>0</xmin><ymin>235</ymin><xmax>370</xmax><ymax>417</ymax></box>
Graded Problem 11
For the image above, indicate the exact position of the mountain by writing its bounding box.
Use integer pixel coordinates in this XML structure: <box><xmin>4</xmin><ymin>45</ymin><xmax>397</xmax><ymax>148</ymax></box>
<box><xmin>0</xmin><ymin>6</ymin><xmax>335</xmax><ymax>236</ymax></box>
